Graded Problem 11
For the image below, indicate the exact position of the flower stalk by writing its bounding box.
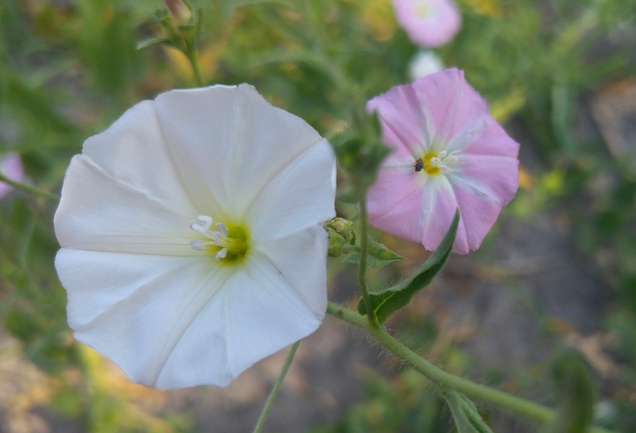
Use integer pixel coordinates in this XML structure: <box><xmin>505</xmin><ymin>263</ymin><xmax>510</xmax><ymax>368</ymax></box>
<box><xmin>0</xmin><ymin>172</ymin><xmax>60</xmax><ymax>202</ymax></box>
<box><xmin>326</xmin><ymin>302</ymin><xmax>616</xmax><ymax>433</ymax></box>
<box><xmin>253</xmin><ymin>341</ymin><xmax>300</xmax><ymax>433</ymax></box>
<box><xmin>356</xmin><ymin>192</ymin><xmax>378</xmax><ymax>326</ymax></box>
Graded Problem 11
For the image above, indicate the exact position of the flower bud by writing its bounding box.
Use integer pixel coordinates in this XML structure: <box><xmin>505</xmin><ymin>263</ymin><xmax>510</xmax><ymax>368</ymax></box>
<box><xmin>164</xmin><ymin>0</ymin><xmax>192</xmax><ymax>25</ymax></box>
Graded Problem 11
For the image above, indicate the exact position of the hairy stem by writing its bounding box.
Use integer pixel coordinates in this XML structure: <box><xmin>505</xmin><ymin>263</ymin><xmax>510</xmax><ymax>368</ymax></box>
<box><xmin>356</xmin><ymin>194</ymin><xmax>377</xmax><ymax>325</ymax></box>
<box><xmin>326</xmin><ymin>302</ymin><xmax>615</xmax><ymax>433</ymax></box>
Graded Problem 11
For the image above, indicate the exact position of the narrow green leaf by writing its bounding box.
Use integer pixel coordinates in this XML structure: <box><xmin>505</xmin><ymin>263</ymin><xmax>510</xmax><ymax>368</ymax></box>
<box><xmin>542</xmin><ymin>350</ymin><xmax>596</xmax><ymax>433</ymax></box>
<box><xmin>444</xmin><ymin>391</ymin><xmax>494</xmax><ymax>433</ymax></box>
<box><xmin>357</xmin><ymin>210</ymin><xmax>459</xmax><ymax>323</ymax></box>
<box><xmin>137</xmin><ymin>37</ymin><xmax>173</xmax><ymax>50</ymax></box>
<box><xmin>344</xmin><ymin>239</ymin><xmax>402</xmax><ymax>268</ymax></box>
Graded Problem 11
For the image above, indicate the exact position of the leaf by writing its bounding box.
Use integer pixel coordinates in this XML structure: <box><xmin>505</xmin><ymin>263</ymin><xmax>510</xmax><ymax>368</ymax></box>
<box><xmin>542</xmin><ymin>350</ymin><xmax>596</xmax><ymax>433</ymax></box>
<box><xmin>358</xmin><ymin>210</ymin><xmax>459</xmax><ymax>323</ymax></box>
<box><xmin>444</xmin><ymin>391</ymin><xmax>494</xmax><ymax>433</ymax></box>
<box><xmin>137</xmin><ymin>37</ymin><xmax>173</xmax><ymax>50</ymax></box>
<box><xmin>344</xmin><ymin>239</ymin><xmax>403</xmax><ymax>268</ymax></box>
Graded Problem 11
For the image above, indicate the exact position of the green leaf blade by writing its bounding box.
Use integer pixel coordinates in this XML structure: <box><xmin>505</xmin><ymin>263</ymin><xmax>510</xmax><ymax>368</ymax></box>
<box><xmin>357</xmin><ymin>210</ymin><xmax>459</xmax><ymax>323</ymax></box>
<box><xmin>344</xmin><ymin>239</ymin><xmax>403</xmax><ymax>268</ymax></box>
<box><xmin>444</xmin><ymin>391</ymin><xmax>494</xmax><ymax>433</ymax></box>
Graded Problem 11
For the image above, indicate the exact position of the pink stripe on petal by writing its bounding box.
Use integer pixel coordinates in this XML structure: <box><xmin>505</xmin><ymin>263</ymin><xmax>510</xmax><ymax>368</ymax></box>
<box><xmin>452</xmin><ymin>184</ymin><xmax>505</xmax><ymax>253</ymax></box>
<box><xmin>462</xmin><ymin>122</ymin><xmax>520</xmax><ymax>157</ymax></box>
<box><xmin>368</xmin><ymin>171</ymin><xmax>425</xmax><ymax>243</ymax></box>
<box><xmin>367</xmin><ymin>85</ymin><xmax>430</xmax><ymax>156</ymax></box>
<box><xmin>419</xmin><ymin>177</ymin><xmax>470</xmax><ymax>254</ymax></box>
<box><xmin>454</xmin><ymin>154</ymin><xmax>519</xmax><ymax>206</ymax></box>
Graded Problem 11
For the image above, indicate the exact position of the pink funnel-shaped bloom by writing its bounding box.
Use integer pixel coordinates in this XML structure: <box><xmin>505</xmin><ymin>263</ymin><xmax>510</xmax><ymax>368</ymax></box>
<box><xmin>367</xmin><ymin>69</ymin><xmax>519</xmax><ymax>254</ymax></box>
<box><xmin>0</xmin><ymin>152</ymin><xmax>24</xmax><ymax>198</ymax></box>
<box><xmin>392</xmin><ymin>0</ymin><xmax>462</xmax><ymax>47</ymax></box>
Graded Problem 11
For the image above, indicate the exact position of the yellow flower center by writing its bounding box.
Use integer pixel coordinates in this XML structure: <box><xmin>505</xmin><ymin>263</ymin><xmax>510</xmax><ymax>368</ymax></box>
<box><xmin>189</xmin><ymin>216</ymin><xmax>250</xmax><ymax>265</ymax></box>
<box><xmin>415</xmin><ymin>150</ymin><xmax>459</xmax><ymax>176</ymax></box>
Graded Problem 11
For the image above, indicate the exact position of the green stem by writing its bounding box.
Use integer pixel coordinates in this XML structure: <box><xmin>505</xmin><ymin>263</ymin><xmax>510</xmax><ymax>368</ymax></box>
<box><xmin>252</xmin><ymin>341</ymin><xmax>300</xmax><ymax>433</ymax></box>
<box><xmin>187</xmin><ymin>49</ymin><xmax>203</xmax><ymax>87</ymax></box>
<box><xmin>326</xmin><ymin>302</ymin><xmax>615</xmax><ymax>433</ymax></box>
<box><xmin>356</xmin><ymin>193</ymin><xmax>377</xmax><ymax>325</ymax></box>
<box><xmin>0</xmin><ymin>172</ymin><xmax>60</xmax><ymax>202</ymax></box>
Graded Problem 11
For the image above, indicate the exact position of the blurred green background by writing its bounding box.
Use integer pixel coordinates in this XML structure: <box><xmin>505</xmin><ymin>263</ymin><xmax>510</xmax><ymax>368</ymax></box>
<box><xmin>1</xmin><ymin>0</ymin><xmax>635</xmax><ymax>431</ymax></box>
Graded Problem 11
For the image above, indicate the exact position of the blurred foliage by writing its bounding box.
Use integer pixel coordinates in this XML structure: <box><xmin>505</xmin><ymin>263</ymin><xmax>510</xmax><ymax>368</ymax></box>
<box><xmin>0</xmin><ymin>0</ymin><xmax>635</xmax><ymax>431</ymax></box>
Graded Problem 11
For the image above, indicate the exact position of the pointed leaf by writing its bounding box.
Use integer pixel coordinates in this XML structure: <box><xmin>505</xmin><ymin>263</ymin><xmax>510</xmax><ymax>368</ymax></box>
<box><xmin>137</xmin><ymin>37</ymin><xmax>173</xmax><ymax>50</ymax></box>
<box><xmin>542</xmin><ymin>350</ymin><xmax>596</xmax><ymax>433</ymax></box>
<box><xmin>344</xmin><ymin>240</ymin><xmax>403</xmax><ymax>268</ymax></box>
<box><xmin>358</xmin><ymin>210</ymin><xmax>459</xmax><ymax>323</ymax></box>
<box><xmin>444</xmin><ymin>391</ymin><xmax>494</xmax><ymax>433</ymax></box>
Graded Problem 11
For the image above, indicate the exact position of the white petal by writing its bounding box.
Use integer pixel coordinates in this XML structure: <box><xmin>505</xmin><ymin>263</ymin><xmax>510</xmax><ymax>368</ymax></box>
<box><xmin>57</xmin><ymin>249</ymin><xmax>194</xmax><ymax>329</ymax></box>
<box><xmin>73</xmin><ymin>257</ymin><xmax>234</xmax><ymax>388</ymax></box>
<box><xmin>224</xmin><ymin>253</ymin><xmax>324</xmax><ymax>378</ymax></box>
<box><xmin>55</xmin><ymin>156</ymin><xmax>196</xmax><ymax>255</ymax></box>
<box><xmin>81</xmin><ymin>100</ymin><xmax>198</xmax><ymax>215</ymax></box>
<box><xmin>254</xmin><ymin>225</ymin><xmax>328</xmax><ymax>317</ymax></box>
<box><xmin>246</xmin><ymin>139</ymin><xmax>336</xmax><ymax>242</ymax></box>
<box><xmin>154</xmin><ymin>84</ymin><xmax>325</xmax><ymax>218</ymax></box>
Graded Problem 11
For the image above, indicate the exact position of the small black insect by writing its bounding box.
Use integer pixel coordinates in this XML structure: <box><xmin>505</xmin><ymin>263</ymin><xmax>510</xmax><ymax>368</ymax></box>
<box><xmin>414</xmin><ymin>158</ymin><xmax>424</xmax><ymax>172</ymax></box>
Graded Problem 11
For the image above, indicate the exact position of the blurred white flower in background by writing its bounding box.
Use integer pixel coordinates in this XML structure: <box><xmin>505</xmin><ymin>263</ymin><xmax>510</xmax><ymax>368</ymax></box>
<box><xmin>408</xmin><ymin>49</ymin><xmax>445</xmax><ymax>82</ymax></box>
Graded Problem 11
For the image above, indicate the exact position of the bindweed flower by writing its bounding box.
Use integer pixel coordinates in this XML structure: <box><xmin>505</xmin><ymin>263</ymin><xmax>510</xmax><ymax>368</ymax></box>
<box><xmin>0</xmin><ymin>152</ymin><xmax>24</xmax><ymax>198</ymax></box>
<box><xmin>392</xmin><ymin>0</ymin><xmax>462</xmax><ymax>48</ymax></box>
<box><xmin>54</xmin><ymin>84</ymin><xmax>336</xmax><ymax>389</ymax></box>
<box><xmin>366</xmin><ymin>69</ymin><xmax>519</xmax><ymax>254</ymax></box>
<box><xmin>408</xmin><ymin>49</ymin><xmax>445</xmax><ymax>82</ymax></box>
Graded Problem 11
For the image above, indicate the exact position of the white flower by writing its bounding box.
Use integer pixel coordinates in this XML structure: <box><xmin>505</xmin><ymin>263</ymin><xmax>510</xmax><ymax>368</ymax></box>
<box><xmin>408</xmin><ymin>49</ymin><xmax>445</xmax><ymax>82</ymax></box>
<box><xmin>54</xmin><ymin>84</ymin><xmax>336</xmax><ymax>389</ymax></box>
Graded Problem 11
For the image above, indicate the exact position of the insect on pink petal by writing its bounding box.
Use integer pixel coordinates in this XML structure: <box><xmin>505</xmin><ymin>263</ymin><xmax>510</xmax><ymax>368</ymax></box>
<box><xmin>367</xmin><ymin>68</ymin><xmax>519</xmax><ymax>254</ymax></box>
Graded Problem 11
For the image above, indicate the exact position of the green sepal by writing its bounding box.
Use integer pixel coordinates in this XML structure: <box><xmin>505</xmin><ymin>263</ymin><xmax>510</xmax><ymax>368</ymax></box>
<box><xmin>324</xmin><ymin>218</ymin><xmax>355</xmax><ymax>257</ymax></box>
<box><xmin>357</xmin><ymin>210</ymin><xmax>459</xmax><ymax>323</ymax></box>
<box><xmin>332</xmin><ymin>133</ymin><xmax>391</xmax><ymax>189</ymax></box>
<box><xmin>542</xmin><ymin>350</ymin><xmax>596</xmax><ymax>433</ymax></box>
<box><xmin>344</xmin><ymin>240</ymin><xmax>402</xmax><ymax>268</ymax></box>
<box><xmin>444</xmin><ymin>391</ymin><xmax>494</xmax><ymax>433</ymax></box>
<box><xmin>137</xmin><ymin>37</ymin><xmax>174</xmax><ymax>50</ymax></box>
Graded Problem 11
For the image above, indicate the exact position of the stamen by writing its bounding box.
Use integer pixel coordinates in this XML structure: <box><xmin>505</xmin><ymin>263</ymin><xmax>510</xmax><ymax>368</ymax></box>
<box><xmin>419</xmin><ymin>150</ymin><xmax>461</xmax><ymax>176</ymax></box>
<box><xmin>189</xmin><ymin>214</ymin><xmax>249</xmax><ymax>262</ymax></box>
<box><xmin>216</xmin><ymin>222</ymin><xmax>229</xmax><ymax>237</ymax></box>
<box><xmin>190</xmin><ymin>215</ymin><xmax>213</xmax><ymax>233</ymax></box>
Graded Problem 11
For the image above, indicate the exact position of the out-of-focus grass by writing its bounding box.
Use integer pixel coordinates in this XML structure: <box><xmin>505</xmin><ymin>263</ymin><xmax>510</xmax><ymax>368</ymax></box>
<box><xmin>0</xmin><ymin>0</ymin><xmax>635</xmax><ymax>431</ymax></box>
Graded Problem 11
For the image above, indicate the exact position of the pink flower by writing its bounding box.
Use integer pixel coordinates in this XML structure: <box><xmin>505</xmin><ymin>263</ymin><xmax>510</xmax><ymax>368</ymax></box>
<box><xmin>366</xmin><ymin>69</ymin><xmax>519</xmax><ymax>254</ymax></box>
<box><xmin>0</xmin><ymin>152</ymin><xmax>24</xmax><ymax>198</ymax></box>
<box><xmin>392</xmin><ymin>0</ymin><xmax>462</xmax><ymax>47</ymax></box>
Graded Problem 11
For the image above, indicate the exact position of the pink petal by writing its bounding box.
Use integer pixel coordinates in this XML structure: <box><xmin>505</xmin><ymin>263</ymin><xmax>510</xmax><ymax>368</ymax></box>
<box><xmin>367</xmin><ymin>84</ymin><xmax>432</xmax><ymax>157</ymax></box>
<box><xmin>453</xmin><ymin>154</ymin><xmax>519</xmax><ymax>206</ymax></box>
<box><xmin>412</xmin><ymin>69</ymin><xmax>490</xmax><ymax>145</ymax></box>
<box><xmin>0</xmin><ymin>152</ymin><xmax>24</xmax><ymax>198</ymax></box>
<box><xmin>392</xmin><ymin>0</ymin><xmax>462</xmax><ymax>48</ymax></box>
<box><xmin>419</xmin><ymin>177</ymin><xmax>470</xmax><ymax>254</ymax></box>
<box><xmin>451</xmin><ymin>180</ymin><xmax>506</xmax><ymax>253</ymax></box>
<box><xmin>367</xmin><ymin>69</ymin><xmax>520</xmax><ymax>254</ymax></box>
<box><xmin>367</xmin><ymin>169</ymin><xmax>425</xmax><ymax>243</ymax></box>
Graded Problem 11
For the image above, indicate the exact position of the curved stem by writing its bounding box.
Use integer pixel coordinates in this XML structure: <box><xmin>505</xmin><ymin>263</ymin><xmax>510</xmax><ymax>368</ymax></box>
<box><xmin>0</xmin><ymin>172</ymin><xmax>60</xmax><ymax>202</ymax></box>
<box><xmin>356</xmin><ymin>193</ymin><xmax>377</xmax><ymax>325</ymax></box>
<box><xmin>252</xmin><ymin>341</ymin><xmax>300</xmax><ymax>433</ymax></box>
<box><xmin>326</xmin><ymin>302</ymin><xmax>615</xmax><ymax>433</ymax></box>
<box><xmin>187</xmin><ymin>49</ymin><xmax>203</xmax><ymax>87</ymax></box>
